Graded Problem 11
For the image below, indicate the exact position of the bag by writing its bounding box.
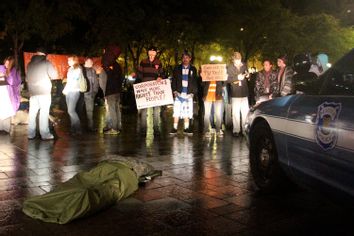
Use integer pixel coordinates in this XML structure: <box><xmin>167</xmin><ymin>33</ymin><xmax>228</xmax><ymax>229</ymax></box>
<box><xmin>79</xmin><ymin>70</ymin><xmax>87</xmax><ymax>93</ymax></box>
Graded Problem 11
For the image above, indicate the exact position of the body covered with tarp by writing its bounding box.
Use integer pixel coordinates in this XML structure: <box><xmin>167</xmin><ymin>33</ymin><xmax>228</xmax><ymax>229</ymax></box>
<box><xmin>23</xmin><ymin>158</ymin><xmax>156</xmax><ymax>224</ymax></box>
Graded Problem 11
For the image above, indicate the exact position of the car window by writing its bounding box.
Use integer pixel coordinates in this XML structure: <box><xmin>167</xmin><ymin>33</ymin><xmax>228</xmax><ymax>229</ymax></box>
<box><xmin>319</xmin><ymin>69</ymin><xmax>354</xmax><ymax>96</ymax></box>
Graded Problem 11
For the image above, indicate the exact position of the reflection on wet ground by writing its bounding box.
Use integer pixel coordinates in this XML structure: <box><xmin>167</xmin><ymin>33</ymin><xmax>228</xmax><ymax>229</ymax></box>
<box><xmin>0</xmin><ymin>106</ymin><xmax>353</xmax><ymax>235</ymax></box>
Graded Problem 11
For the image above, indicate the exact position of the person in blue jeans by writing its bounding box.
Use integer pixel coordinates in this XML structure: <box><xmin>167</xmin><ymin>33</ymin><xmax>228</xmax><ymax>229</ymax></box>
<box><xmin>63</xmin><ymin>55</ymin><xmax>83</xmax><ymax>135</ymax></box>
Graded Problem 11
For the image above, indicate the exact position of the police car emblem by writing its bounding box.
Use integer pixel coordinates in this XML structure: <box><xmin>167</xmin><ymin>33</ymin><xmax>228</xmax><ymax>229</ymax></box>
<box><xmin>315</xmin><ymin>102</ymin><xmax>342</xmax><ymax>151</ymax></box>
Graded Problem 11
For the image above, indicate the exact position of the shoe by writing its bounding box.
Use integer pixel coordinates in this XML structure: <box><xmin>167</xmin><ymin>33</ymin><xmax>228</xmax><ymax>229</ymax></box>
<box><xmin>104</xmin><ymin>128</ymin><xmax>119</xmax><ymax>135</ymax></box>
<box><xmin>204</xmin><ymin>131</ymin><xmax>212</xmax><ymax>138</ymax></box>
<box><xmin>217</xmin><ymin>131</ymin><xmax>224</xmax><ymax>137</ymax></box>
<box><xmin>170</xmin><ymin>128</ymin><xmax>177</xmax><ymax>135</ymax></box>
<box><xmin>232</xmin><ymin>132</ymin><xmax>240</xmax><ymax>137</ymax></box>
<box><xmin>28</xmin><ymin>136</ymin><xmax>36</xmax><ymax>140</ymax></box>
<box><xmin>103</xmin><ymin>126</ymin><xmax>110</xmax><ymax>132</ymax></box>
<box><xmin>42</xmin><ymin>134</ymin><xmax>54</xmax><ymax>140</ymax></box>
<box><xmin>154</xmin><ymin>129</ymin><xmax>161</xmax><ymax>136</ymax></box>
<box><xmin>184</xmin><ymin>128</ymin><xmax>193</xmax><ymax>136</ymax></box>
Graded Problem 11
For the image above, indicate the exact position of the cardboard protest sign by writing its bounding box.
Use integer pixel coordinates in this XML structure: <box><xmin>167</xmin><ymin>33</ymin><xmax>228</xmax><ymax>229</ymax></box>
<box><xmin>133</xmin><ymin>79</ymin><xmax>174</xmax><ymax>109</ymax></box>
<box><xmin>200</xmin><ymin>64</ymin><xmax>227</xmax><ymax>81</ymax></box>
<box><xmin>23</xmin><ymin>52</ymin><xmax>101</xmax><ymax>80</ymax></box>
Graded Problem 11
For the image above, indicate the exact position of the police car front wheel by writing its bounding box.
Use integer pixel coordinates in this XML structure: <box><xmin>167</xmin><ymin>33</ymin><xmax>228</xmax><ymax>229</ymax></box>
<box><xmin>250</xmin><ymin>120</ymin><xmax>289</xmax><ymax>193</ymax></box>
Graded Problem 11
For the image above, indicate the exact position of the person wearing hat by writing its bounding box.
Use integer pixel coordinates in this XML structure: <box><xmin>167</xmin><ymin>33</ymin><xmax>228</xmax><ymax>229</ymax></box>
<box><xmin>276</xmin><ymin>55</ymin><xmax>294</xmax><ymax>97</ymax></box>
<box><xmin>26</xmin><ymin>47</ymin><xmax>58</xmax><ymax>140</ymax></box>
<box><xmin>136</xmin><ymin>46</ymin><xmax>165</xmax><ymax>136</ymax></box>
<box><xmin>170</xmin><ymin>51</ymin><xmax>198</xmax><ymax>135</ymax></box>
<box><xmin>226</xmin><ymin>51</ymin><xmax>249</xmax><ymax>137</ymax></box>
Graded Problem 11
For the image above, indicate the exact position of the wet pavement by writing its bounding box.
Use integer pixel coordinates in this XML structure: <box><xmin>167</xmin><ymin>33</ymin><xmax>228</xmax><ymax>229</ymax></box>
<box><xmin>0</xmin><ymin>106</ymin><xmax>353</xmax><ymax>236</ymax></box>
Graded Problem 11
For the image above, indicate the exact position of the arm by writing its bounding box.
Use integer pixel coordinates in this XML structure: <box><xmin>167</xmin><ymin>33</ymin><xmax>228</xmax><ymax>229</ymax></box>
<box><xmin>47</xmin><ymin>62</ymin><xmax>59</xmax><ymax>80</ymax></box>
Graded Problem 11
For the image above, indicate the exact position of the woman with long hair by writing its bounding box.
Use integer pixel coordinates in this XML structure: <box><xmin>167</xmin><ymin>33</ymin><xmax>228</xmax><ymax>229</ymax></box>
<box><xmin>63</xmin><ymin>55</ymin><xmax>82</xmax><ymax>135</ymax></box>
<box><xmin>0</xmin><ymin>56</ymin><xmax>21</xmax><ymax>133</ymax></box>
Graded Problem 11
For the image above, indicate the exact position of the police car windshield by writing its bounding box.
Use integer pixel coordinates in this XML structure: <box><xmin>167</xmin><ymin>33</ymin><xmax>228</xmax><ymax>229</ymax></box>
<box><xmin>319</xmin><ymin>49</ymin><xmax>354</xmax><ymax>96</ymax></box>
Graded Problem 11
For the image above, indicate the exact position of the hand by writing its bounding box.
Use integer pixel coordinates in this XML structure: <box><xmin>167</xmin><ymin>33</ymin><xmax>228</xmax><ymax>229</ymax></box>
<box><xmin>156</xmin><ymin>77</ymin><xmax>162</xmax><ymax>82</ymax></box>
<box><xmin>94</xmin><ymin>65</ymin><xmax>103</xmax><ymax>74</ymax></box>
<box><xmin>269</xmin><ymin>94</ymin><xmax>273</xmax><ymax>99</ymax></box>
<box><xmin>237</xmin><ymin>74</ymin><xmax>245</xmax><ymax>81</ymax></box>
<box><xmin>188</xmin><ymin>94</ymin><xmax>194</xmax><ymax>99</ymax></box>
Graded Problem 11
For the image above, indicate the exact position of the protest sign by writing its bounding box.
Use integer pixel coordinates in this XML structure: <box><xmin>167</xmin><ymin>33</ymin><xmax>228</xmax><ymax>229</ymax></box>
<box><xmin>23</xmin><ymin>52</ymin><xmax>101</xmax><ymax>80</ymax></box>
<box><xmin>200</xmin><ymin>64</ymin><xmax>227</xmax><ymax>81</ymax></box>
<box><xmin>133</xmin><ymin>79</ymin><xmax>174</xmax><ymax>109</ymax></box>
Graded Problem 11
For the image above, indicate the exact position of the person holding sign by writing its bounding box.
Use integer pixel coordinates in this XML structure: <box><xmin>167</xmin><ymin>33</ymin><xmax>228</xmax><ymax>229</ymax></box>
<box><xmin>136</xmin><ymin>46</ymin><xmax>165</xmax><ymax>135</ymax></box>
<box><xmin>201</xmin><ymin>71</ymin><xmax>225</xmax><ymax>138</ymax></box>
<box><xmin>226</xmin><ymin>51</ymin><xmax>249</xmax><ymax>137</ymax></box>
<box><xmin>170</xmin><ymin>51</ymin><xmax>198</xmax><ymax>135</ymax></box>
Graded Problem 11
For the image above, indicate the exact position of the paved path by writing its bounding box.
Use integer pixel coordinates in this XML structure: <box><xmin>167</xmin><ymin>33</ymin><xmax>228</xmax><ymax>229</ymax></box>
<box><xmin>0</xmin><ymin>108</ymin><xmax>353</xmax><ymax>235</ymax></box>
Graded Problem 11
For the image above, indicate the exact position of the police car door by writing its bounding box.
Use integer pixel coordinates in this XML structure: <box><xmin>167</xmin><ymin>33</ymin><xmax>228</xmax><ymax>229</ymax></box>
<box><xmin>286</xmin><ymin>59</ymin><xmax>354</xmax><ymax>196</ymax></box>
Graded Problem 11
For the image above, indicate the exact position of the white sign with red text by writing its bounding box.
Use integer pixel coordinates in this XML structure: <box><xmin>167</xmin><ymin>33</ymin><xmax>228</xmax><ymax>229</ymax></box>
<box><xmin>133</xmin><ymin>79</ymin><xmax>174</xmax><ymax>109</ymax></box>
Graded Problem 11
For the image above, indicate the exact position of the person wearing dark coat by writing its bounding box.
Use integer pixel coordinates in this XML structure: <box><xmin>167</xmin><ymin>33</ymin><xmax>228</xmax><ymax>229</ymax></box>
<box><xmin>102</xmin><ymin>45</ymin><xmax>123</xmax><ymax>135</ymax></box>
<box><xmin>170</xmin><ymin>51</ymin><xmax>198</xmax><ymax>135</ymax></box>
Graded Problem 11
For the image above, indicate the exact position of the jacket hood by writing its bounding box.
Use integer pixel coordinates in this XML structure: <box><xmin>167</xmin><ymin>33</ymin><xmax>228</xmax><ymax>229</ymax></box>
<box><xmin>29</xmin><ymin>55</ymin><xmax>47</xmax><ymax>64</ymax></box>
<box><xmin>317</xmin><ymin>54</ymin><xmax>329</xmax><ymax>70</ymax></box>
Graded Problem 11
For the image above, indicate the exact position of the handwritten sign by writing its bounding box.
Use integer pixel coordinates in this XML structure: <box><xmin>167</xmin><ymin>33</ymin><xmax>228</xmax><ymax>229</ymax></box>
<box><xmin>23</xmin><ymin>52</ymin><xmax>101</xmax><ymax>80</ymax></box>
<box><xmin>133</xmin><ymin>80</ymin><xmax>174</xmax><ymax>109</ymax></box>
<box><xmin>201</xmin><ymin>64</ymin><xmax>227</xmax><ymax>81</ymax></box>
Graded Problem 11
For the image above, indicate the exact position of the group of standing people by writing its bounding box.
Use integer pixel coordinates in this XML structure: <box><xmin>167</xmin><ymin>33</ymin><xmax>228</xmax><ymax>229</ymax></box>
<box><xmin>0</xmin><ymin>46</ymin><xmax>328</xmax><ymax>141</ymax></box>
<box><xmin>24</xmin><ymin>45</ymin><xmax>123</xmax><ymax>140</ymax></box>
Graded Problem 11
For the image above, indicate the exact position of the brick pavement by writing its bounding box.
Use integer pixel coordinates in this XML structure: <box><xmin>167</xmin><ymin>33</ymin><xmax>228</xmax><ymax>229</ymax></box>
<box><xmin>0</xmin><ymin>110</ymin><xmax>353</xmax><ymax>235</ymax></box>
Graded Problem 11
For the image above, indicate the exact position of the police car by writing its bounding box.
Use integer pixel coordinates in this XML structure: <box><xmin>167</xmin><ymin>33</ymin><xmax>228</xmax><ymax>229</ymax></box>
<box><xmin>245</xmin><ymin>49</ymin><xmax>354</xmax><ymax>202</ymax></box>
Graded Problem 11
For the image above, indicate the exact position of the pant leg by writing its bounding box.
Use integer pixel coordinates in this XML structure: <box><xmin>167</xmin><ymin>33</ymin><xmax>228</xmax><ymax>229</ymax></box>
<box><xmin>214</xmin><ymin>100</ymin><xmax>224</xmax><ymax>132</ymax></box>
<box><xmin>84</xmin><ymin>93</ymin><xmax>95</xmax><ymax>129</ymax></box>
<box><xmin>203</xmin><ymin>101</ymin><xmax>212</xmax><ymax>132</ymax></box>
<box><xmin>140</xmin><ymin>108</ymin><xmax>147</xmax><ymax>129</ymax></box>
<box><xmin>240</xmin><ymin>97</ymin><xmax>249</xmax><ymax>133</ymax></box>
<box><xmin>232</xmin><ymin>97</ymin><xmax>242</xmax><ymax>133</ymax></box>
<box><xmin>38</xmin><ymin>94</ymin><xmax>52</xmax><ymax>138</ymax></box>
<box><xmin>28</xmin><ymin>96</ymin><xmax>40</xmax><ymax>138</ymax></box>
<box><xmin>153</xmin><ymin>106</ymin><xmax>160</xmax><ymax>130</ymax></box>
<box><xmin>66</xmin><ymin>91</ymin><xmax>81</xmax><ymax>132</ymax></box>
<box><xmin>115</xmin><ymin>94</ymin><xmax>121</xmax><ymax>130</ymax></box>
<box><xmin>106</xmin><ymin>94</ymin><xmax>121</xmax><ymax>131</ymax></box>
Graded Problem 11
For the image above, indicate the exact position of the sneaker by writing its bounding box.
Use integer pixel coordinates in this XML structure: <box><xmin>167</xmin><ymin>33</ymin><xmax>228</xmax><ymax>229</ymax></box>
<box><xmin>232</xmin><ymin>132</ymin><xmax>240</xmax><ymax>137</ymax></box>
<box><xmin>103</xmin><ymin>126</ymin><xmax>111</xmax><ymax>132</ymax></box>
<box><xmin>170</xmin><ymin>128</ymin><xmax>177</xmax><ymax>135</ymax></box>
<box><xmin>154</xmin><ymin>129</ymin><xmax>161</xmax><ymax>136</ymax></box>
<box><xmin>42</xmin><ymin>134</ymin><xmax>54</xmax><ymax>140</ymax></box>
<box><xmin>216</xmin><ymin>131</ymin><xmax>224</xmax><ymax>137</ymax></box>
<box><xmin>184</xmin><ymin>128</ymin><xmax>193</xmax><ymax>136</ymax></box>
<box><xmin>28</xmin><ymin>136</ymin><xmax>36</xmax><ymax>140</ymax></box>
<box><xmin>104</xmin><ymin>128</ymin><xmax>119</xmax><ymax>135</ymax></box>
<box><xmin>204</xmin><ymin>131</ymin><xmax>212</xmax><ymax>138</ymax></box>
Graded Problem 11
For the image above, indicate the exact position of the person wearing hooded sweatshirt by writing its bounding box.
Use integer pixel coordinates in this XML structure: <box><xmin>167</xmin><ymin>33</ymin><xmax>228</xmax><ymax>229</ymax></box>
<box><xmin>26</xmin><ymin>48</ymin><xmax>58</xmax><ymax>140</ymax></box>
<box><xmin>310</xmin><ymin>53</ymin><xmax>330</xmax><ymax>76</ymax></box>
<box><xmin>102</xmin><ymin>45</ymin><xmax>123</xmax><ymax>135</ymax></box>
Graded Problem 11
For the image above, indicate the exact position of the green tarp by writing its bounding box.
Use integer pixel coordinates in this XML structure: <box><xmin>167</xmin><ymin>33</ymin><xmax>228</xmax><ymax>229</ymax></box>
<box><xmin>23</xmin><ymin>161</ymin><xmax>140</xmax><ymax>224</ymax></box>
